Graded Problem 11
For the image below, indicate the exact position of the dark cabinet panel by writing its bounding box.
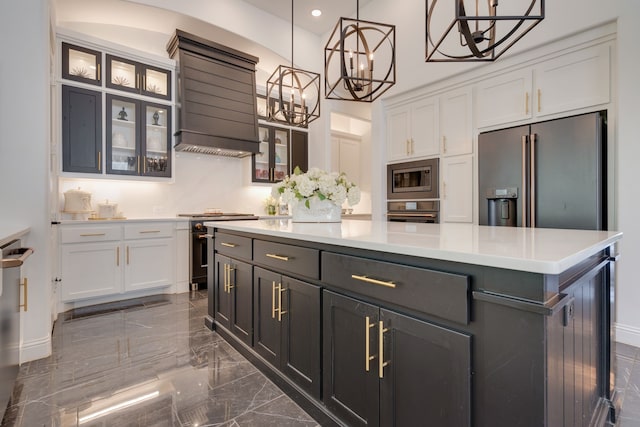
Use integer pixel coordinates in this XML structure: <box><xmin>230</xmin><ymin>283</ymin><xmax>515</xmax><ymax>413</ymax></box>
<box><xmin>253</xmin><ymin>267</ymin><xmax>321</xmax><ymax>398</ymax></box>
<box><xmin>106</xmin><ymin>54</ymin><xmax>171</xmax><ymax>100</ymax></box>
<box><xmin>323</xmin><ymin>291</ymin><xmax>380</xmax><ymax>427</ymax></box>
<box><xmin>62</xmin><ymin>85</ymin><xmax>102</xmax><ymax>173</ymax></box>
<box><xmin>253</xmin><ymin>125</ymin><xmax>290</xmax><ymax>182</ymax></box>
<box><xmin>215</xmin><ymin>255</ymin><xmax>252</xmax><ymax>346</ymax></box>
<box><xmin>379</xmin><ymin>309</ymin><xmax>472</xmax><ymax>427</ymax></box>
<box><xmin>291</xmin><ymin>130</ymin><xmax>308</xmax><ymax>173</ymax></box>
<box><xmin>62</xmin><ymin>42</ymin><xmax>102</xmax><ymax>86</ymax></box>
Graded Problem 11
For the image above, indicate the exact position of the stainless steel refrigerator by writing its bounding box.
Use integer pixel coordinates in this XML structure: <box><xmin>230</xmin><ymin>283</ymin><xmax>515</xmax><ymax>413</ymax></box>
<box><xmin>478</xmin><ymin>111</ymin><xmax>607</xmax><ymax>230</ymax></box>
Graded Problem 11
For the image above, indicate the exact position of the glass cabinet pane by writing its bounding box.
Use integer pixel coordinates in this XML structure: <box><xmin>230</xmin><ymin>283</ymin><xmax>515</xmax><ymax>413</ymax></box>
<box><xmin>274</xmin><ymin>128</ymin><xmax>289</xmax><ymax>181</ymax></box>
<box><xmin>62</xmin><ymin>42</ymin><xmax>101</xmax><ymax>85</ymax></box>
<box><xmin>107</xmin><ymin>55</ymin><xmax>137</xmax><ymax>92</ymax></box>
<box><xmin>143</xmin><ymin>67</ymin><xmax>170</xmax><ymax>99</ymax></box>
<box><xmin>144</xmin><ymin>105</ymin><xmax>170</xmax><ymax>175</ymax></box>
<box><xmin>254</xmin><ymin>126</ymin><xmax>271</xmax><ymax>181</ymax></box>
<box><xmin>109</xmin><ymin>97</ymin><xmax>137</xmax><ymax>174</ymax></box>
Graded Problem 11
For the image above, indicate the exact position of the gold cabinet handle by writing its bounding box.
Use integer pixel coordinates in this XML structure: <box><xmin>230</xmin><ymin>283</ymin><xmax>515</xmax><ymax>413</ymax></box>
<box><xmin>537</xmin><ymin>89</ymin><xmax>541</xmax><ymax>113</ymax></box>
<box><xmin>379</xmin><ymin>320</ymin><xmax>389</xmax><ymax>379</ymax></box>
<box><xmin>525</xmin><ymin>91</ymin><xmax>529</xmax><ymax>115</ymax></box>
<box><xmin>126</xmin><ymin>246</ymin><xmax>130</xmax><ymax>265</ymax></box>
<box><xmin>137</xmin><ymin>155</ymin><xmax>140</xmax><ymax>173</ymax></box>
<box><xmin>139</xmin><ymin>230</ymin><xmax>161</xmax><ymax>234</ymax></box>
<box><xmin>20</xmin><ymin>278</ymin><xmax>28</xmax><ymax>311</ymax></box>
<box><xmin>351</xmin><ymin>274</ymin><xmax>396</xmax><ymax>289</ymax></box>
<box><xmin>80</xmin><ymin>233</ymin><xmax>106</xmax><ymax>237</ymax></box>
<box><xmin>221</xmin><ymin>242</ymin><xmax>236</xmax><ymax>248</ymax></box>
<box><xmin>136</xmin><ymin>73</ymin><xmax>140</xmax><ymax>90</ymax></box>
<box><xmin>278</xmin><ymin>283</ymin><xmax>287</xmax><ymax>322</ymax></box>
<box><xmin>98</xmin><ymin>151</ymin><xmax>102</xmax><ymax>172</ymax></box>
<box><xmin>443</xmin><ymin>181</ymin><xmax>447</xmax><ymax>199</ymax></box>
<box><xmin>272</xmin><ymin>281</ymin><xmax>278</xmax><ymax>319</ymax></box>
<box><xmin>97</xmin><ymin>63</ymin><xmax>101</xmax><ymax>80</ymax></box>
<box><xmin>224</xmin><ymin>264</ymin><xmax>229</xmax><ymax>293</ymax></box>
<box><xmin>406</xmin><ymin>139</ymin><xmax>410</xmax><ymax>155</ymax></box>
<box><xmin>442</xmin><ymin>135</ymin><xmax>447</xmax><ymax>154</ymax></box>
<box><xmin>224</xmin><ymin>264</ymin><xmax>235</xmax><ymax>293</ymax></box>
<box><xmin>142</xmin><ymin>74</ymin><xmax>146</xmax><ymax>91</ymax></box>
<box><xmin>365</xmin><ymin>316</ymin><xmax>376</xmax><ymax>372</ymax></box>
<box><xmin>116</xmin><ymin>246</ymin><xmax>120</xmax><ymax>266</ymax></box>
<box><xmin>266</xmin><ymin>253</ymin><xmax>289</xmax><ymax>262</ymax></box>
<box><xmin>143</xmin><ymin>156</ymin><xmax>147</xmax><ymax>174</ymax></box>
<box><xmin>410</xmin><ymin>138</ymin><xmax>414</xmax><ymax>154</ymax></box>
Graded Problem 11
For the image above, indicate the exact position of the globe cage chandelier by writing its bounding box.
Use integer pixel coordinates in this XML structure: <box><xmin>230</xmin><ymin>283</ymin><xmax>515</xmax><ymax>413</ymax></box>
<box><xmin>426</xmin><ymin>0</ymin><xmax>545</xmax><ymax>62</ymax></box>
<box><xmin>324</xmin><ymin>0</ymin><xmax>396</xmax><ymax>102</ymax></box>
<box><xmin>266</xmin><ymin>0</ymin><xmax>320</xmax><ymax>127</ymax></box>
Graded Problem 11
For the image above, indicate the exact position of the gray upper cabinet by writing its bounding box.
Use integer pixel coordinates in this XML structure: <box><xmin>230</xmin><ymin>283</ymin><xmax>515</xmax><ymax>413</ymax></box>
<box><xmin>106</xmin><ymin>54</ymin><xmax>171</xmax><ymax>101</ymax></box>
<box><xmin>62</xmin><ymin>42</ymin><xmax>102</xmax><ymax>86</ymax></box>
<box><xmin>61</xmin><ymin>85</ymin><xmax>102</xmax><ymax>173</ymax></box>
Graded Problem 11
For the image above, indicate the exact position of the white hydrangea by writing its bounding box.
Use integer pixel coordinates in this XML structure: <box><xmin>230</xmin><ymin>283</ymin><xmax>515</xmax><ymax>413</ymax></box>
<box><xmin>329</xmin><ymin>185</ymin><xmax>347</xmax><ymax>205</ymax></box>
<box><xmin>347</xmin><ymin>186</ymin><xmax>361</xmax><ymax>206</ymax></box>
<box><xmin>293</xmin><ymin>174</ymin><xmax>316</xmax><ymax>198</ymax></box>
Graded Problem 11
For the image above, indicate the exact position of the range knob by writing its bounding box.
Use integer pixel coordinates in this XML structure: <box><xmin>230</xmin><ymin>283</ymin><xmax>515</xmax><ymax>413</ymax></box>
<box><xmin>194</xmin><ymin>223</ymin><xmax>203</xmax><ymax>230</ymax></box>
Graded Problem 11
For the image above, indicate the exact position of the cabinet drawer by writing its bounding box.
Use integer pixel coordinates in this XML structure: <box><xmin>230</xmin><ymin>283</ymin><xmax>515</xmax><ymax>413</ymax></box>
<box><xmin>124</xmin><ymin>223</ymin><xmax>174</xmax><ymax>239</ymax></box>
<box><xmin>321</xmin><ymin>252</ymin><xmax>470</xmax><ymax>324</ymax></box>
<box><xmin>60</xmin><ymin>225</ymin><xmax>122</xmax><ymax>243</ymax></box>
<box><xmin>215</xmin><ymin>232</ymin><xmax>252</xmax><ymax>260</ymax></box>
<box><xmin>254</xmin><ymin>240</ymin><xmax>319</xmax><ymax>280</ymax></box>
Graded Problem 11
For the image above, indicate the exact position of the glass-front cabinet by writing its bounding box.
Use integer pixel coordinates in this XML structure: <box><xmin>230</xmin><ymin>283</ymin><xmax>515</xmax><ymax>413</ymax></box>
<box><xmin>253</xmin><ymin>125</ymin><xmax>290</xmax><ymax>183</ymax></box>
<box><xmin>106</xmin><ymin>54</ymin><xmax>171</xmax><ymax>100</ymax></box>
<box><xmin>106</xmin><ymin>94</ymin><xmax>171</xmax><ymax>177</ymax></box>
<box><xmin>62</xmin><ymin>42</ymin><xmax>102</xmax><ymax>86</ymax></box>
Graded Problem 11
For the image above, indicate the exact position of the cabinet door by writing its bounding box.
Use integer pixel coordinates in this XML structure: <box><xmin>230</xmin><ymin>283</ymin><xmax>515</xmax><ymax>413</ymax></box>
<box><xmin>253</xmin><ymin>267</ymin><xmax>281</xmax><ymax>366</ymax></box>
<box><xmin>142</xmin><ymin>102</ymin><xmax>171</xmax><ymax>177</ymax></box>
<box><xmin>273</xmin><ymin>127</ymin><xmax>290</xmax><ymax>181</ymax></box>
<box><xmin>253</xmin><ymin>125</ymin><xmax>272</xmax><ymax>182</ymax></box>
<box><xmin>141</xmin><ymin>64</ymin><xmax>171</xmax><ymax>100</ymax></box>
<box><xmin>323</xmin><ymin>291</ymin><xmax>380</xmax><ymax>427</ymax></box>
<box><xmin>124</xmin><ymin>237</ymin><xmax>173</xmax><ymax>292</ymax></box>
<box><xmin>386</xmin><ymin>106</ymin><xmax>411</xmax><ymax>161</ymax></box>
<box><xmin>106</xmin><ymin>54</ymin><xmax>139</xmax><ymax>95</ymax></box>
<box><xmin>290</xmin><ymin>130</ymin><xmax>308</xmax><ymax>173</ymax></box>
<box><xmin>379</xmin><ymin>309</ymin><xmax>472</xmax><ymax>427</ymax></box>
<box><xmin>442</xmin><ymin>155</ymin><xmax>474</xmax><ymax>223</ymax></box>
<box><xmin>60</xmin><ymin>242</ymin><xmax>121</xmax><ymax>301</ymax></box>
<box><xmin>62</xmin><ymin>85</ymin><xmax>102</xmax><ymax>174</ymax></box>
<box><xmin>534</xmin><ymin>44</ymin><xmax>610</xmax><ymax>117</ymax></box>
<box><xmin>230</xmin><ymin>258</ymin><xmax>253</xmax><ymax>346</ymax></box>
<box><xmin>281</xmin><ymin>276</ymin><xmax>321</xmax><ymax>398</ymax></box>
<box><xmin>62</xmin><ymin>42</ymin><xmax>101</xmax><ymax>86</ymax></box>
<box><xmin>440</xmin><ymin>87</ymin><xmax>473</xmax><ymax>156</ymax></box>
<box><xmin>214</xmin><ymin>255</ymin><xmax>232</xmax><ymax>330</ymax></box>
<box><xmin>411</xmin><ymin>96</ymin><xmax>439</xmax><ymax>158</ymax></box>
<box><xmin>476</xmin><ymin>69</ymin><xmax>532</xmax><ymax>128</ymax></box>
<box><xmin>106</xmin><ymin>94</ymin><xmax>140</xmax><ymax>175</ymax></box>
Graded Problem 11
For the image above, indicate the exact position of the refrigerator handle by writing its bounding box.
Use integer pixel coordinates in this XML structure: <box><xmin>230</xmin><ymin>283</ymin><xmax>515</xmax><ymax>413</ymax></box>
<box><xmin>521</xmin><ymin>135</ymin><xmax>529</xmax><ymax>227</ymax></box>
<box><xmin>530</xmin><ymin>133</ymin><xmax>537</xmax><ymax>228</ymax></box>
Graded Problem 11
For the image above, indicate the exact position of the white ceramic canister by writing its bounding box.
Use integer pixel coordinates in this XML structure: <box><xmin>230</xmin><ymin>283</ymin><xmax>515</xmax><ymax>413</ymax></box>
<box><xmin>63</xmin><ymin>187</ymin><xmax>92</xmax><ymax>213</ymax></box>
<box><xmin>97</xmin><ymin>200</ymin><xmax>118</xmax><ymax>219</ymax></box>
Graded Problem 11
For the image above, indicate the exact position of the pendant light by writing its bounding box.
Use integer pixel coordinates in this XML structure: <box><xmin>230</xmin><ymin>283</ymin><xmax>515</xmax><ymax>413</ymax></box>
<box><xmin>266</xmin><ymin>0</ymin><xmax>320</xmax><ymax>127</ymax></box>
<box><xmin>324</xmin><ymin>0</ymin><xmax>396</xmax><ymax>102</ymax></box>
<box><xmin>426</xmin><ymin>0</ymin><xmax>544</xmax><ymax>62</ymax></box>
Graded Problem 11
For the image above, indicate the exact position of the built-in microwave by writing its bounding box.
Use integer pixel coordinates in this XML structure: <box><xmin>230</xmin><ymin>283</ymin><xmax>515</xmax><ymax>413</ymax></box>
<box><xmin>387</xmin><ymin>158</ymin><xmax>439</xmax><ymax>199</ymax></box>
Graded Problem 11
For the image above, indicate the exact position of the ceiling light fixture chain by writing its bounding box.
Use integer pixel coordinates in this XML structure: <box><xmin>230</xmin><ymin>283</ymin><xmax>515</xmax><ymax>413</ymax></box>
<box><xmin>425</xmin><ymin>0</ymin><xmax>545</xmax><ymax>62</ymax></box>
<box><xmin>266</xmin><ymin>0</ymin><xmax>321</xmax><ymax>127</ymax></box>
<box><xmin>324</xmin><ymin>0</ymin><xmax>396</xmax><ymax>102</ymax></box>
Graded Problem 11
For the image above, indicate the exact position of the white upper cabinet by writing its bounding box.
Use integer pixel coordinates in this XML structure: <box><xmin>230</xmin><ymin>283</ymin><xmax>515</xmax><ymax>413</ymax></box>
<box><xmin>534</xmin><ymin>44</ymin><xmax>610</xmax><ymax>117</ymax></box>
<box><xmin>440</xmin><ymin>87</ymin><xmax>473</xmax><ymax>157</ymax></box>
<box><xmin>441</xmin><ymin>154</ymin><xmax>474</xmax><ymax>223</ymax></box>
<box><xmin>476</xmin><ymin>70</ymin><xmax>533</xmax><ymax>128</ymax></box>
<box><xmin>386</xmin><ymin>96</ymin><xmax>439</xmax><ymax>162</ymax></box>
<box><xmin>476</xmin><ymin>43</ymin><xmax>611</xmax><ymax>129</ymax></box>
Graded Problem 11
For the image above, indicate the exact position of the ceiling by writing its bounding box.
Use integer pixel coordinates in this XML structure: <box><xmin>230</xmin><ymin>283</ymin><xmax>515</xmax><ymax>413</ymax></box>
<box><xmin>241</xmin><ymin>0</ymin><xmax>373</xmax><ymax>36</ymax></box>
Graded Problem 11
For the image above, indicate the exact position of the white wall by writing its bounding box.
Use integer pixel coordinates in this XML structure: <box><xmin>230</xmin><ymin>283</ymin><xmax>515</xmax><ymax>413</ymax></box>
<box><xmin>0</xmin><ymin>0</ymin><xmax>53</xmax><ymax>362</ymax></box>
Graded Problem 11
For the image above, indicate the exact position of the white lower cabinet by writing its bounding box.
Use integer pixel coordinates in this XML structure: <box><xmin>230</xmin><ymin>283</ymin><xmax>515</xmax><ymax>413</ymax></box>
<box><xmin>59</xmin><ymin>222</ymin><xmax>175</xmax><ymax>302</ymax></box>
<box><xmin>441</xmin><ymin>155</ymin><xmax>473</xmax><ymax>223</ymax></box>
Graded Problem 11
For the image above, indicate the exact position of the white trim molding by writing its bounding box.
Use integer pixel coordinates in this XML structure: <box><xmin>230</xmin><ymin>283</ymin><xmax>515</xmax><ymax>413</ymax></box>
<box><xmin>615</xmin><ymin>322</ymin><xmax>640</xmax><ymax>348</ymax></box>
<box><xmin>20</xmin><ymin>335</ymin><xmax>52</xmax><ymax>364</ymax></box>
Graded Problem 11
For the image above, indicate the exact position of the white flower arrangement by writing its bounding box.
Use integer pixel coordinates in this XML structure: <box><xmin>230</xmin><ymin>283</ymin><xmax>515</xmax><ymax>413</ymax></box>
<box><xmin>272</xmin><ymin>167</ymin><xmax>361</xmax><ymax>209</ymax></box>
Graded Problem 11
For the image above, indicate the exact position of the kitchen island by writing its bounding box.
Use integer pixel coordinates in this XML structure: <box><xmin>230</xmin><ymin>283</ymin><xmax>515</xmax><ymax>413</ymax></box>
<box><xmin>204</xmin><ymin>219</ymin><xmax>622</xmax><ymax>427</ymax></box>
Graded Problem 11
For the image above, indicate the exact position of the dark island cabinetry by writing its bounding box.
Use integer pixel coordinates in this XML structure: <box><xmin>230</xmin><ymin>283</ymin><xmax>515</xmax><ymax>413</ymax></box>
<box><xmin>206</xmin><ymin>225</ymin><xmax>618</xmax><ymax>427</ymax></box>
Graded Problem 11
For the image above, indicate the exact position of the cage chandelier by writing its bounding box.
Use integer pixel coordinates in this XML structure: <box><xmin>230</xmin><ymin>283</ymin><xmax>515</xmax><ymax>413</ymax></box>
<box><xmin>426</xmin><ymin>0</ymin><xmax>545</xmax><ymax>62</ymax></box>
<box><xmin>266</xmin><ymin>0</ymin><xmax>320</xmax><ymax>127</ymax></box>
<box><xmin>324</xmin><ymin>0</ymin><xmax>396</xmax><ymax>102</ymax></box>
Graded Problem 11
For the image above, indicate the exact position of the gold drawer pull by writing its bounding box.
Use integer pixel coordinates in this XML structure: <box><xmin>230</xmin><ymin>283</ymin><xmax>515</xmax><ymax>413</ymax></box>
<box><xmin>139</xmin><ymin>230</ymin><xmax>161</xmax><ymax>234</ymax></box>
<box><xmin>351</xmin><ymin>274</ymin><xmax>396</xmax><ymax>289</ymax></box>
<box><xmin>80</xmin><ymin>233</ymin><xmax>106</xmax><ymax>237</ymax></box>
<box><xmin>266</xmin><ymin>253</ymin><xmax>289</xmax><ymax>262</ymax></box>
<box><xmin>379</xmin><ymin>321</ymin><xmax>389</xmax><ymax>379</ymax></box>
<box><xmin>365</xmin><ymin>316</ymin><xmax>376</xmax><ymax>372</ymax></box>
<box><xmin>278</xmin><ymin>284</ymin><xmax>287</xmax><ymax>322</ymax></box>
<box><xmin>221</xmin><ymin>242</ymin><xmax>237</xmax><ymax>248</ymax></box>
<box><xmin>20</xmin><ymin>278</ymin><xmax>28</xmax><ymax>312</ymax></box>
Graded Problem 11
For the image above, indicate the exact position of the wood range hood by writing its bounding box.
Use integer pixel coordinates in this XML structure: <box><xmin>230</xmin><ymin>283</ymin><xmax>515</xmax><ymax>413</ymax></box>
<box><xmin>167</xmin><ymin>30</ymin><xmax>260</xmax><ymax>158</ymax></box>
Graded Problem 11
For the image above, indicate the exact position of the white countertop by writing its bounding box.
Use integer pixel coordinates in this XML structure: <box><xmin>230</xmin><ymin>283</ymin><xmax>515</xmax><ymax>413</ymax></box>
<box><xmin>204</xmin><ymin>219</ymin><xmax>622</xmax><ymax>275</ymax></box>
<box><xmin>0</xmin><ymin>226</ymin><xmax>31</xmax><ymax>248</ymax></box>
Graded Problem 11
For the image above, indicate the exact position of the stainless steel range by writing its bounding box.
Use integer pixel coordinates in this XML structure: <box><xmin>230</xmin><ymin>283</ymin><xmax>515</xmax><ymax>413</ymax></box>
<box><xmin>178</xmin><ymin>213</ymin><xmax>259</xmax><ymax>289</ymax></box>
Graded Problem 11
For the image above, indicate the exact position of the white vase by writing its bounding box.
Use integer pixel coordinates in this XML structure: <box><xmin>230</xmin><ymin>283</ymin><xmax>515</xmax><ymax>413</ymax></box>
<box><xmin>291</xmin><ymin>199</ymin><xmax>341</xmax><ymax>223</ymax></box>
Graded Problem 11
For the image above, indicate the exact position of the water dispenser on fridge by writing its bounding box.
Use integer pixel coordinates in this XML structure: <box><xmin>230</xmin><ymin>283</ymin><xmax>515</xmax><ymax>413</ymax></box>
<box><xmin>486</xmin><ymin>187</ymin><xmax>518</xmax><ymax>227</ymax></box>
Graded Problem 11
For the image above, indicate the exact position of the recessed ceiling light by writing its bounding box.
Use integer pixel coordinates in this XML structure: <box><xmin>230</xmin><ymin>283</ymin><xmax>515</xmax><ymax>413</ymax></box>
<box><xmin>311</xmin><ymin>9</ymin><xmax>322</xmax><ymax>17</ymax></box>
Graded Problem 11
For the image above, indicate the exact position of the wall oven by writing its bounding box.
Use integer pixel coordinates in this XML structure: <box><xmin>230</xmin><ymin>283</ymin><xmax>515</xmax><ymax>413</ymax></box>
<box><xmin>387</xmin><ymin>201</ymin><xmax>439</xmax><ymax>223</ymax></box>
<box><xmin>387</xmin><ymin>158</ymin><xmax>439</xmax><ymax>200</ymax></box>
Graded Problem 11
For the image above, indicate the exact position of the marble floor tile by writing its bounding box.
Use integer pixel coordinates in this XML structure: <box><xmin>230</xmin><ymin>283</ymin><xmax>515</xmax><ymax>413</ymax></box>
<box><xmin>1</xmin><ymin>291</ymin><xmax>318</xmax><ymax>427</ymax></box>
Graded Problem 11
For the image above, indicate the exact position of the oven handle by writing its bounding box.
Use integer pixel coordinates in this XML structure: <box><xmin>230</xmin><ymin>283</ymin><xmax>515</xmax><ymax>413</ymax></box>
<box><xmin>387</xmin><ymin>213</ymin><xmax>438</xmax><ymax>218</ymax></box>
<box><xmin>198</xmin><ymin>234</ymin><xmax>214</xmax><ymax>239</ymax></box>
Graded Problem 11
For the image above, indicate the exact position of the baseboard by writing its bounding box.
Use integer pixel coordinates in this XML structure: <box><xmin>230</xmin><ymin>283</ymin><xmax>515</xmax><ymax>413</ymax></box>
<box><xmin>614</xmin><ymin>322</ymin><xmax>640</xmax><ymax>348</ymax></box>
<box><xmin>20</xmin><ymin>335</ymin><xmax>51</xmax><ymax>364</ymax></box>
